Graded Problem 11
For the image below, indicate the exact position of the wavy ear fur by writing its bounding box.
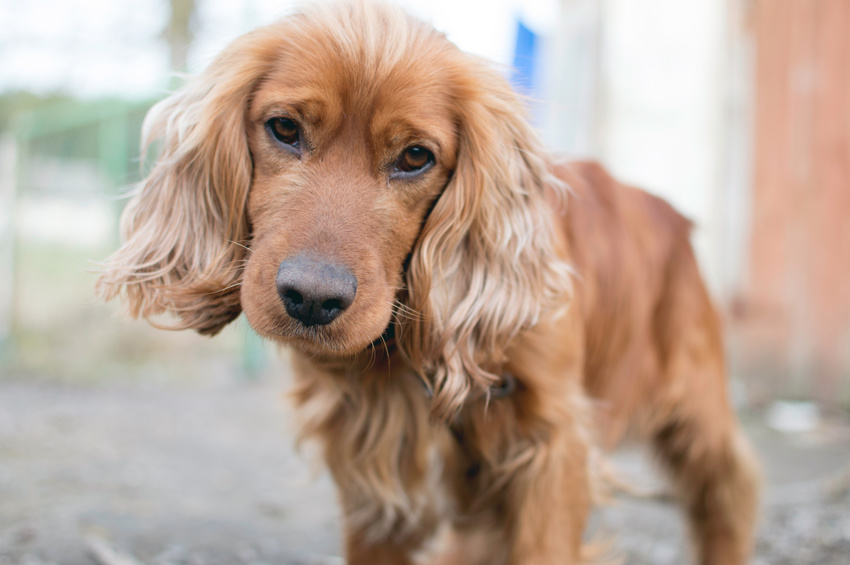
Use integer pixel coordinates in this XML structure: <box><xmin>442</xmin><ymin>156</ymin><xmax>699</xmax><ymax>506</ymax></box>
<box><xmin>404</xmin><ymin>58</ymin><xmax>573</xmax><ymax>420</ymax></box>
<box><xmin>97</xmin><ymin>28</ymin><xmax>281</xmax><ymax>335</ymax></box>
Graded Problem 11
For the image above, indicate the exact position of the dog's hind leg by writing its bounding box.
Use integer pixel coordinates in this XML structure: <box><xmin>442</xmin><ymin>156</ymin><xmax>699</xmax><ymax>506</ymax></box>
<box><xmin>646</xmin><ymin>240</ymin><xmax>761</xmax><ymax>565</ymax></box>
<box><xmin>652</xmin><ymin>399</ymin><xmax>760</xmax><ymax>565</ymax></box>
<box><xmin>654</xmin><ymin>400</ymin><xmax>761</xmax><ymax>565</ymax></box>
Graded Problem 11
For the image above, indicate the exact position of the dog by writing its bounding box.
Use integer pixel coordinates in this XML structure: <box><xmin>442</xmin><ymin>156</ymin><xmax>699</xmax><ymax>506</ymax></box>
<box><xmin>97</xmin><ymin>2</ymin><xmax>760</xmax><ymax>563</ymax></box>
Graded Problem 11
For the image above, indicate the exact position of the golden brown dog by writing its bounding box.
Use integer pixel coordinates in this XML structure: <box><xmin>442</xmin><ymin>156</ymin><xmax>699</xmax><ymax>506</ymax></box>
<box><xmin>98</xmin><ymin>2</ymin><xmax>760</xmax><ymax>563</ymax></box>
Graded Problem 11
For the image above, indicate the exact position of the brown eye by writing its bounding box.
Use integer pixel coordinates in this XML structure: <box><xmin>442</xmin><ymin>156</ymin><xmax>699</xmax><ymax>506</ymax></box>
<box><xmin>393</xmin><ymin>146</ymin><xmax>434</xmax><ymax>177</ymax></box>
<box><xmin>266</xmin><ymin>117</ymin><xmax>300</xmax><ymax>149</ymax></box>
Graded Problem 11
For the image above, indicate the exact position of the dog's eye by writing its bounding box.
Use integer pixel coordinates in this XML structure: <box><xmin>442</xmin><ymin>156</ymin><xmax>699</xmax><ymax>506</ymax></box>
<box><xmin>392</xmin><ymin>146</ymin><xmax>434</xmax><ymax>178</ymax></box>
<box><xmin>267</xmin><ymin>117</ymin><xmax>300</xmax><ymax>149</ymax></box>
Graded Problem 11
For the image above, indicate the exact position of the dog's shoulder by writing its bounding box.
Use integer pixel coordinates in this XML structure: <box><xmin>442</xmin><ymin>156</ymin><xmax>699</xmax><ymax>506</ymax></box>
<box><xmin>553</xmin><ymin>160</ymin><xmax>691</xmax><ymax>280</ymax></box>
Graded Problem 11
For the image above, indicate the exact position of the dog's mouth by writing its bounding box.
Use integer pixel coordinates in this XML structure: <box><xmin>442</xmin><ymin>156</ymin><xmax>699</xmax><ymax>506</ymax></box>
<box><xmin>269</xmin><ymin>301</ymin><xmax>399</xmax><ymax>358</ymax></box>
<box><xmin>259</xmin><ymin>319</ymin><xmax>366</xmax><ymax>356</ymax></box>
<box><xmin>249</xmin><ymin>293</ymin><xmax>396</xmax><ymax>358</ymax></box>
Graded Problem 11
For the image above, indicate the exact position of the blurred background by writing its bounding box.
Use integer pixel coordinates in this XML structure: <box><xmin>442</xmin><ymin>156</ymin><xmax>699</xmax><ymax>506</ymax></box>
<box><xmin>0</xmin><ymin>0</ymin><xmax>849</xmax><ymax>564</ymax></box>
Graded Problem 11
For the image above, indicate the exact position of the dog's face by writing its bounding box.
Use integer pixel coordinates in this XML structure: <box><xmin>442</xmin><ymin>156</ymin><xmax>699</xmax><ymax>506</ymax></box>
<box><xmin>99</xmin><ymin>2</ymin><xmax>570</xmax><ymax>416</ymax></box>
<box><xmin>241</xmin><ymin>37</ymin><xmax>458</xmax><ymax>356</ymax></box>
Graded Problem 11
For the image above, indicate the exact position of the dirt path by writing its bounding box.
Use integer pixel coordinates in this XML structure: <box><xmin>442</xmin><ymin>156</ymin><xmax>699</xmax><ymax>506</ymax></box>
<box><xmin>0</xmin><ymin>378</ymin><xmax>848</xmax><ymax>564</ymax></box>
<box><xmin>0</xmin><ymin>379</ymin><xmax>340</xmax><ymax>565</ymax></box>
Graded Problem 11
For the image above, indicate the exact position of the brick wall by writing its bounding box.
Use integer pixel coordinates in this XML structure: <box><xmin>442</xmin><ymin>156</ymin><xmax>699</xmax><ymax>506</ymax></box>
<box><xmin>733</xmin><ymin>0</ymin><xmax>850</xmax><ymax>404</ymax></box>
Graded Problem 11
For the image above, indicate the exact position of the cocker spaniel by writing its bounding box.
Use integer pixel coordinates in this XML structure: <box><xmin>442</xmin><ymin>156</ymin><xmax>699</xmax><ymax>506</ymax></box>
<box><xmin>98</xmin><ymin>2</ymin><xmax>760</xmax><ymax>564</ymax></box>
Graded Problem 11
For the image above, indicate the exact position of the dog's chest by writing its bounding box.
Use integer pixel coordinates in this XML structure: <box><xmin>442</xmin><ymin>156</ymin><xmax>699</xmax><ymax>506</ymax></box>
<box><xmin>291</xmin><ymin>361</ymin><xmax>461</xmax><ymax>539</ymax></box>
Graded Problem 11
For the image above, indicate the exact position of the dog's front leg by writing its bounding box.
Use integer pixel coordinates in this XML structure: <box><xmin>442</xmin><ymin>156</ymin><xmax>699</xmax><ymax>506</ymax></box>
<box><xmin>492</xmin><ymin>319</ymin><xmax>592</xmax><ymax>564</ymax></box>
<box><xmin>500</xmin><ymin>431</ymin><xmax>592</xmax><ymax>565</ymax></box>
<box><xmin>434</xmin><ymin>427</ymin><xmax>592</xmax><ymax>565</ymax></box>
<box><xmin>344</xmin><ymin>531</ymin><xmax>418</xmax><ymax>565</ymax></box>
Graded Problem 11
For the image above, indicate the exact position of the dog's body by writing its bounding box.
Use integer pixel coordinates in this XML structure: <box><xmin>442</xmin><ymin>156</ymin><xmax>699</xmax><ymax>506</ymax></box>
<box><xmin>98</xmin><ymin>3</ymin><xmax>759</xmax><ymax>564</ymax></box>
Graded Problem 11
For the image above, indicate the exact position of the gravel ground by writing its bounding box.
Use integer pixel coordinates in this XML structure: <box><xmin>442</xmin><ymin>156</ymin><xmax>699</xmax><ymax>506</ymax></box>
<box><xmin>0</xmin><ymin>377</ymin><xmax>848</xmax><ymax>565</ymax></box>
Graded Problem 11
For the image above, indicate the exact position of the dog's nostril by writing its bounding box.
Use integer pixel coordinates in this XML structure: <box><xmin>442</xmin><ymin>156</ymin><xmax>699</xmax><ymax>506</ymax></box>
<box><xmin>284</xmin><ymin>289</ymin><xmax>304</xmax><ymax>306</ymax></box>
<box><xmin>275</xmin><ymin>255</ymin><xmax>357</xmax><ymax>327</ymax></box>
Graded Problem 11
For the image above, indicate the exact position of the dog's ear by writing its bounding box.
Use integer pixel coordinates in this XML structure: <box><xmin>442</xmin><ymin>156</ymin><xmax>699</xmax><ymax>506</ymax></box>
<box><xmin>97</xmin><ymin>28</ymin><xmax>281</xmax><ymax>335</ymax></box>
<box><xmin>405</xmin><ymin>60</ymin><xmax>574</xmax><ymax>420</ymax></box>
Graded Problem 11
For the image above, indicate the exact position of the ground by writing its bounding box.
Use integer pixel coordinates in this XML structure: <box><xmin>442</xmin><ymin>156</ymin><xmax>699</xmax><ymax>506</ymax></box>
<box><xmin>0</xmin><ymin>375</ymin><xmax>848</xmax><ymax>565</ymax></box>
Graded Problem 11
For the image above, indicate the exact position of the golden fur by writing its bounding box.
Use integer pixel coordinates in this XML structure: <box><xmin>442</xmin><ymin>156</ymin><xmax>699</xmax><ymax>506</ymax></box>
<box><xmin>98</xmin><ymin>3</ymin><xmax>760</xmax><ymax>564</ymax></box>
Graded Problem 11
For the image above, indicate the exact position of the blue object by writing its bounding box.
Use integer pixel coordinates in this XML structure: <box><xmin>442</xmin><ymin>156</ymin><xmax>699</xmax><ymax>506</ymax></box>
<box><xmin>511</xmin><ymin>19</ymin><xmax>538</xmax><ymax>95</ymax></box>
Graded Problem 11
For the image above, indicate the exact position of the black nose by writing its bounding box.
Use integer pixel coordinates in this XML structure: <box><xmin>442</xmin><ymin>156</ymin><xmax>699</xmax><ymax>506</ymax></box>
<box><xmin>275</xmin><ymin>255</ymin><xmax>357</xmax><ymax>327</ymax></box>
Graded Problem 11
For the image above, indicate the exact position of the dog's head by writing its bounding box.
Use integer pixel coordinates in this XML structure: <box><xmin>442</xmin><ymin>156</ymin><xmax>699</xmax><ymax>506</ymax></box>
<box><xmin>98</xmin><ymin>2</ymin><xmax>571</xmax><ymax>418</ymax></box>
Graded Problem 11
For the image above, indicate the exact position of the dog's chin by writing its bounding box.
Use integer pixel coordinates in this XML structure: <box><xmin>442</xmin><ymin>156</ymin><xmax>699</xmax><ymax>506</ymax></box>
<box><xmin>252</xmin><ymin>314</ymin><xmax>392</xmax><ymax>359</ymax></box>
<box><xmin>279</xmin><ymin>332</ymin><xmax>383</xmax><ymax>358</ymax></box>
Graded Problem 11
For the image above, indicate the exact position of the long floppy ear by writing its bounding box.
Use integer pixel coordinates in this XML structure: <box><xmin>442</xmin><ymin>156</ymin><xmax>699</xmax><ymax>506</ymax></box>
<box><xmin>404</xmin><ymin>57</ymin><xmax>573</xmax><ymax>420</ymax></box>
<box><xmin>97</xmin><ymin>27</ymin><xmax>281</xmax><ymax>335</ymax></box>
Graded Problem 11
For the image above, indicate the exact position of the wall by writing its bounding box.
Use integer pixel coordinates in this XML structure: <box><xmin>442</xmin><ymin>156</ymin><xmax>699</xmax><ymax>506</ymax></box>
<box><xmin>734</xmin><ymin>0</ymin><xmax>850</xmax><ymax>404</ymax></box>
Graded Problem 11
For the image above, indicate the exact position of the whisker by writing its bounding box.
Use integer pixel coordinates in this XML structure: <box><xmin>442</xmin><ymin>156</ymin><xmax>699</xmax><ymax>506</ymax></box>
<box><xmin>216</xmin><ymin>281</ymin><xmax>244</xmax><ymax>293</ymax></box>
<box><xmin>392</xmin><ymin>301</ymin><xmax>425</xmax><ymax>322</ymax></box>
<box><xmin>380</xmin><ymin>334</ymin><xmax>391</xmax><ymax>381</ymax></box>
<box><xmin>225</xmin><ymin>239</ymin><xmax>253</xmax><ymax>253</ymax></box>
